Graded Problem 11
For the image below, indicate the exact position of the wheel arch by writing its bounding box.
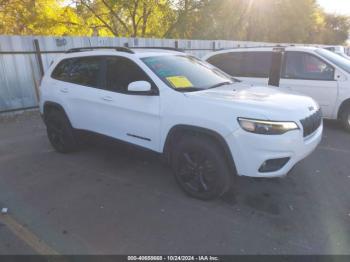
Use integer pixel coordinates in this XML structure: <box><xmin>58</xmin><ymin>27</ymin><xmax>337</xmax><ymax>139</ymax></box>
<box><xmin>337</xmin><ymin>98</ymin><xmax>350</xmax><ymax>119</ymax></box>
<box><xmin>43</xmin><ymin>101</ymin><xmax>70</xmax><ymax>124</ymax></box>
<box><xmin>163</xmin><ymin>125</ymin><xmax>237</xmax><ymax>175</ymax></box>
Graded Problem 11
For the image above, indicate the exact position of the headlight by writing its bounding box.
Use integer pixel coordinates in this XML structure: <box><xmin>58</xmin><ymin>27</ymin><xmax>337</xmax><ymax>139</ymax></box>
<box><xmin>238</xmin><ymin>118</ymin><xmax>299</xmax><ymax>135</ymax></box>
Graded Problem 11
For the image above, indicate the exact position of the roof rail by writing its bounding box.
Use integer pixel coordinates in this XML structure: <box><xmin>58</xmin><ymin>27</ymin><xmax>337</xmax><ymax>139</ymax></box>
<box><xmin>131</xmin><ymin>46</ymin><xmax>184</xmax><ymax>52</ymax></box>
<box><xmin>65</xmin><ymin>46</ymin><xmax>134</xmax><ymax>54</ymax></box>
<box><xmin>216</xmin><ymin>45</ymin><xmax>289</xmax><ymax>51</ymax></box>
<box><xmin>221</xmin><ymin>44</ymin><xmax>308</xmax><ymax>51</ymax></box>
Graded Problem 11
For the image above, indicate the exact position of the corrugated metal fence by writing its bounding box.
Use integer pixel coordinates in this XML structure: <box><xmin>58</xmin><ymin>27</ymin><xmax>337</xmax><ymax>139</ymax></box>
<box><xmin>0</xmin><ymin>35</ymin><xmax>278</xmax><ymax>112</ymax></box>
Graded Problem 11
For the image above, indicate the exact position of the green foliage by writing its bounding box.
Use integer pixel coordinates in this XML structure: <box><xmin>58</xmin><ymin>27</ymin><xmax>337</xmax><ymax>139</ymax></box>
<box><xmin>321</xmin><ymin>13</ymin><xmax>350</xmax><ymax>44</ymax></box>
<box><xmin>73</xmin><ymin>0</ymin><xmax>174</xmax><ymax>37</ymax></box>
<box><xmin>0</xmin><ymin>0</ymin><xmax>91</xmax><ymax>35</ymax></box>
<box><xmin>0</xmin><ymin>0</ymin><xmax>349</xmax><ymax>45</ymax></box>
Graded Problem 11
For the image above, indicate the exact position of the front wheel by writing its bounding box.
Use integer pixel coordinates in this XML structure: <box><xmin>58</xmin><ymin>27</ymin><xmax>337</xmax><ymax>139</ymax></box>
<box><xmin>171</xmin><ymin>135</ymin><xmax>232</xmax><ymax>200</ymax></box>
<box><xmin>340</xmin><ymin>106</ymin><xmax>350</xmax><ymax>132</ymax></box>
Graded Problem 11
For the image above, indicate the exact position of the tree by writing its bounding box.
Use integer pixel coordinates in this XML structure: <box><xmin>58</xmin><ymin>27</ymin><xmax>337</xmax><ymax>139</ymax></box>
<box><xmin>74</xmin><ymin>0</ymin><xmax>174</xmax><ymax>37</ymax></box>
<box><xmin>185</xmin><ymin>0</ymin><xmax>330</xmax><ymax>43</ymax></box>
<box><xmin>162</xmin><ymin>0</ymin><xmax>209</xmax><ymax>38</ymax></box>
<box><xmin>0</xmin><ymin>0</ymin><xmax>348</xmax><ymax>45</ymax></box>
<box><xmin>321</xmin><ymin>13</ymin><xmax>350</xmax><ymax>45</ymax></box>
<box><xmin>0</xmin><ymin>0</ymin><xmax>91</xmax><ymax>35</ymax></box>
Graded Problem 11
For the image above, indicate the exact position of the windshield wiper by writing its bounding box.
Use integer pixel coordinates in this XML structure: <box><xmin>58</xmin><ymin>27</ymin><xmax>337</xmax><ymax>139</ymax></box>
<box><xmin>175</xmin><ymin>81</ymin><xmax>233</xmax><ymax>92</ymax></box>
<box><xmin>207</xmin><ymin>81</ymin><xmax>233</xmax><ymax>89</ymax></box>
<box><xmin>175</xmin><ymin>87</ymin><xmax>202</xmax><ymax>92</ymax></box>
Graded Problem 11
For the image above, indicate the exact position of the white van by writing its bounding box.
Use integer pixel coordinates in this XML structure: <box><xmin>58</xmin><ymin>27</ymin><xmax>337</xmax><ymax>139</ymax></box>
<box><xmin>204</xmin><ymin>46</ymin><xmax>350</xmax><ymax>131</ymax></box>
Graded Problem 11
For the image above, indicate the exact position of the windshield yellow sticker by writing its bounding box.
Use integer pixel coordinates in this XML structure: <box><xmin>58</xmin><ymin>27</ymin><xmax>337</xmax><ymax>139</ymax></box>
<box><xmin>166</xmin><ymin>76</ymin><xmax>193</xmax><ymax>88</ymax></box>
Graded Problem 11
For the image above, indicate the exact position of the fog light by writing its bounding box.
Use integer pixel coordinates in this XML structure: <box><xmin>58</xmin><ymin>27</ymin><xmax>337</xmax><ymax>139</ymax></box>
<box><xmin>259</xmin><ymin>157</ymin><xmax>290</xmax><ymax>173</ymax></box>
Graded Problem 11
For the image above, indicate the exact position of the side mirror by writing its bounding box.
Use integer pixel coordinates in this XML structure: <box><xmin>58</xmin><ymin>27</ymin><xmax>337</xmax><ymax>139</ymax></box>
<box><xmin>335</xmin><ymin>69</ymin><xmax>347</xmax><ymax>81</ymax></box>
<box><xmin>128</xmin><ymin>81</ymin><xmax>152</xmax><ymax>92</ymax></box>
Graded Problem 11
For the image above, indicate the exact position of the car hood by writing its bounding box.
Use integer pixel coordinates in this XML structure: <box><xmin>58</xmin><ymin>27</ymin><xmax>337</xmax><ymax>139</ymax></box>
<box><xmin>184</xmin><ymin>83</ymin><xmax>320</xmax><ymax>121</ymax></box>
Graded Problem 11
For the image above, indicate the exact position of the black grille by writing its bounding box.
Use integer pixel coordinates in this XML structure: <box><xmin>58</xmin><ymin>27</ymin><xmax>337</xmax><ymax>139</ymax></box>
<box><xmin>300</xmin><ymin>109</ymin><xmax>322</xmax><ymax>137</ymax></box>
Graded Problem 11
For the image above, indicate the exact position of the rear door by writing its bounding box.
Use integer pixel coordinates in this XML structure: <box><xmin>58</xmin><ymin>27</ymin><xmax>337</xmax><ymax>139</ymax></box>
<box><xmin>279</xmin><ymin>51</ymin><xmax>338</xmax><ymax>117</ymax></box>
<box><xmin>206</xmin><ymin>51</ymin><xmax>273</xmax><ymax>85</ymax></box>
<box><xmin>51</xmin><ymin>56</ymin><xmax>105</xmax><ymax>130</ymax></box>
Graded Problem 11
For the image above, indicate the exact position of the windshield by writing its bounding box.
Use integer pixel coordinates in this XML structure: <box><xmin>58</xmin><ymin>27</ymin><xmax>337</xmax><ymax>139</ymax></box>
<box><xmin>141</xmin><ymin>55</ymin><xmax>234</xmax><ymax>91</ymax></box>
<box><xmin>316</xmin><ymin>49</ymin><xmax>350</xmax><ymax>74</ymax></box>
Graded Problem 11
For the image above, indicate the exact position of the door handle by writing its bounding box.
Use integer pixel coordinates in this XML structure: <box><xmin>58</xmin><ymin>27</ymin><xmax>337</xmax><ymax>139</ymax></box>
<box><xmin>60</xmin><ymin>88</ymin><xmax>68</xmax><ymax>93</ymax></box>
<box><xmin>102</xmin><ymin>96</ymin><xmax>113</xmax><ymax>102</ymax></box>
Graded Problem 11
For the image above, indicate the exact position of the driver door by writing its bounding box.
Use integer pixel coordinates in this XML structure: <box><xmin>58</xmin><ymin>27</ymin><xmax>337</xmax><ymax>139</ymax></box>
<box><xmin>279</xmin><ymin>51</ymin><xmax>338</xmax><ymax>118</ymax></box>
<box><xmin>95</xmin><ymin>56</ymin><xmax>161</xmax><ymax>151</ymax></box>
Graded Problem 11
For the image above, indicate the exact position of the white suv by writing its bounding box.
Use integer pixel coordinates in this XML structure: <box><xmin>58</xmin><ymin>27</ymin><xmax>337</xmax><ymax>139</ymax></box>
<box><xmin>203</xmin><ymin>46</ymin><xmax>350</xmax><ymax>131</ymax></box>
<box><xmin>39</xmin><ymin>47</ymin><xmax>322</xmax><ymax>200</ymax></box>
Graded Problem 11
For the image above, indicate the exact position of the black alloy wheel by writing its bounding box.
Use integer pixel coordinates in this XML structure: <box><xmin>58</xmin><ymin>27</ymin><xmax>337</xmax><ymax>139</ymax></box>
<box><xmin>172</xmin><ymin>135</ymin><xmax>232</xmax><ymax>200</ymax></box>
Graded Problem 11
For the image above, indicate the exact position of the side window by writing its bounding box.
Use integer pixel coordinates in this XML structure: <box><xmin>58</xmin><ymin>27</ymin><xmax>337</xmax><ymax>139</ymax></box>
<box><xmin>207</xmin><ymin>52</ymin><xmax>244</xmax><ymax>76</ymax></box>
<box><xmin>106</xmin><ymin>57</ymin><xmax>154</xmax><ymax>93</ymax></box>
<box><xmin>240</xmin><ymin>52</ymin><xmax>272</xmax><ymax>78</ymax></box>
<box><xmin>51</xmin><ymin>57</ymin><xmax>102</xmax><ymax>88</ymax></box>
<box><xmin>68</xmin><ymin>57</ymin><xmax>102</xmax><ymax>87</ymax></box>
<box><xmin>282</xmin><ymin>52</ymin><xmax>335</xmax><ymax>81</ymax></box>
<box><xmin>51</xmin><ymin>58</ymin><xmax>75</xmax><ymax>81</ymax></box>
<box><xmin>207</xmin><ymin>52</ymin><xmax>272</xmax><ymax>78</ymax></box>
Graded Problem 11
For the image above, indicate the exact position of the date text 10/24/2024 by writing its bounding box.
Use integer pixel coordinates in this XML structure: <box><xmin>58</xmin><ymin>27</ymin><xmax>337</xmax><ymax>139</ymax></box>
<box><xmin>127</xmin><ymin>256</ymin><xmax>220</xmax><ymax>261</ymax></box>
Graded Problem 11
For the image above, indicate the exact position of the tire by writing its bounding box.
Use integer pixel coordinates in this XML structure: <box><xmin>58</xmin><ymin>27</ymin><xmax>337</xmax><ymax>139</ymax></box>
<box><xmin>340</xmin><ymin>106</ymin><xmax>350</xmax><ymax>132</ymax></box>
<box><xmin>171</xmin><ymin>135</ymin><xmax>232</xmax><ymax>200</ymax></box>
<box><xmin>45</xmin><ymin>109</ymin><xmax>78</xmax><ymax>153</ymax></box>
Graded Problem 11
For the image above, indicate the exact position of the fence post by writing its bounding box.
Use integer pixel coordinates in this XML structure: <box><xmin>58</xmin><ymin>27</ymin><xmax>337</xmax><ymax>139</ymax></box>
<box><xmin>212</xmin><ymin>41</ymin><xmax>216</xmax><ymax>51</ymax></box>
<box><xmin>33</xmin><ymin>39</ymin><xmax>44</xmax><ymax>101</ymax></box>
<box><xmin>33</xmin><ymin>39</ymin><xmax>44</xmax><ymax>78</ymax></box>
<box><xmin>268</xmin><ymin>50</ymin><xmax>284</xmax><ymax>87</ymax></box>
<box><xmin>175</xmin><ymin>40</ymin><xmax>179</xmax><ymax>49</ymax></box>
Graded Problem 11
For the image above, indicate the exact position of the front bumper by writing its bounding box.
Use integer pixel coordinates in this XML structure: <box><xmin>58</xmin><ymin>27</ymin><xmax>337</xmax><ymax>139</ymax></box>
<box><xmin>225</xmin><ymin>123</ymin><xmax>323</xmax><ymax>177</ymax></box>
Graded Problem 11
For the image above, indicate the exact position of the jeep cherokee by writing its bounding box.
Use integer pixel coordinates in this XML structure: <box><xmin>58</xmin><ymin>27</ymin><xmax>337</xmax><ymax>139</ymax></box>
<box><xmin>39</xmin><ymin>47</ymin><xmax>323</xmax><ymax>200</ymax></box>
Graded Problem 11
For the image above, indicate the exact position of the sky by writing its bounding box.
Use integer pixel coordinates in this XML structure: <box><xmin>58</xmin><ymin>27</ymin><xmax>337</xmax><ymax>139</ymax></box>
<box><xmin>317</xmin><ymin>0</ymin><xmax>350</xmax><ymax>15</ymax></box>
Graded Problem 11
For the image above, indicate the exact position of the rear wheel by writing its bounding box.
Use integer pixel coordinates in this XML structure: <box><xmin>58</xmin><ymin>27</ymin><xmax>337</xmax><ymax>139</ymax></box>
<box><xmin>340</xmin><ymin>106</ymin><xmax>350</xmax><ymax>132</ymax></box>
<box><xmin>171</xmin><ymin>135</ymin><xmax>232</xmax><ymax>200</ymax></box>
<box><xmin>45</xmin><ymin>109</ymin><xmax>78</xmax><ymax>153</ymax></box>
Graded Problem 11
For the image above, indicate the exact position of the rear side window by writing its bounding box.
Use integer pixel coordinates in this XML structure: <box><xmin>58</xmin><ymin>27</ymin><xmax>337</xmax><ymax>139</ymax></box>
<box><xmin>207</xmin><ymin>52</ymin><xmax>244</xmax><ymax>77</ymax></box>
<box><xmin>51</xmin><ymin>59</ymin><xmax>74</xmax><ymax>81</ymax></box>
<box><xmin>51</xmin><ymin>57</ymin><xmax>103</xmax><ymax>88</ymax></box>
<box><xmin>105</xmin><ymin>56</ymin><xmax>154</xmax><ymax>93</ymax></box>
<box><xmin>282</xmin><ymin>52</ymin><xmax>335</xmax><ymax>81</ymax></box>
<box><xmin>207</xmin><ymin>52</ymin><xmax>272</xmax><ymax>78</ymax></box>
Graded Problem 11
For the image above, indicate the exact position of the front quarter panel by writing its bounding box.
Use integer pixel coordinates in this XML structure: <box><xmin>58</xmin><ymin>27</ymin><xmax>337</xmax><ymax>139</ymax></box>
<box><xmin>159</xmin><ymin>88</ymin><xmax>267</xmax><ymax>152</ymax></box>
